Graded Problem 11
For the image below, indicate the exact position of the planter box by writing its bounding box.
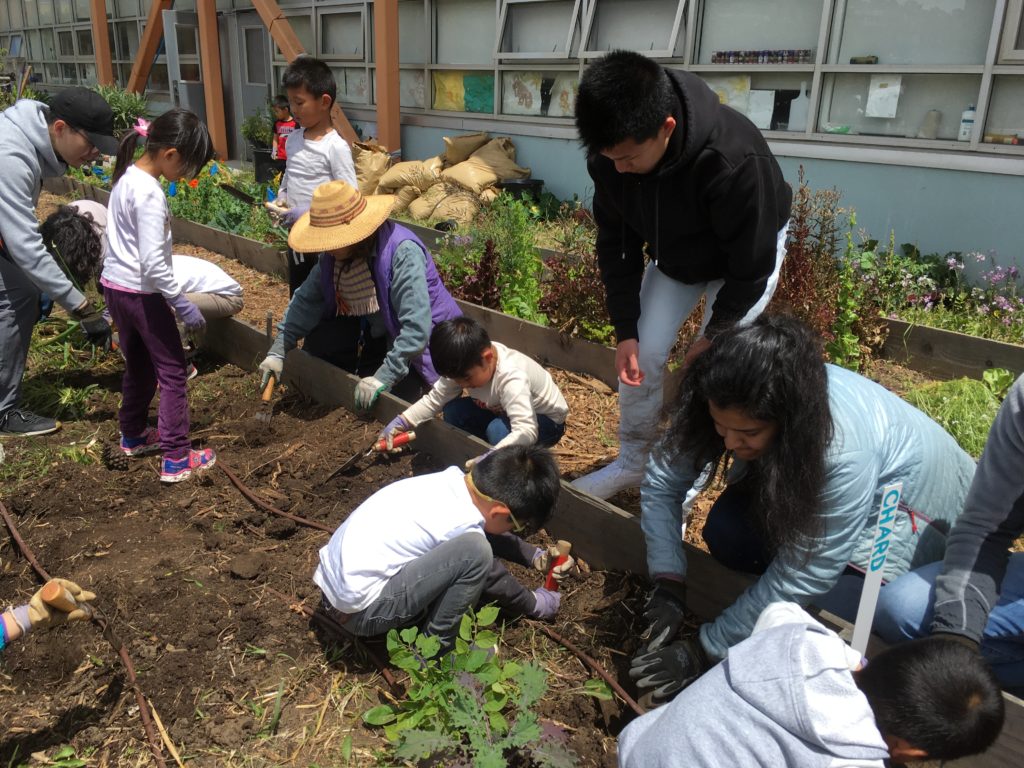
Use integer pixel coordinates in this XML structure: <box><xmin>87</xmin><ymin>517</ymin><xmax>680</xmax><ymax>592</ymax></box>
<box><xmin>883</xmin><ymin>318</ymin><xmax>1024</xmax><ymax>380</ymax></box>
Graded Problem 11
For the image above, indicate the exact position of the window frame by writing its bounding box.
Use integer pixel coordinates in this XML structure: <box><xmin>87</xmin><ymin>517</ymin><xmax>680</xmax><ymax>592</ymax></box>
<box><xmin>494</xmin><ymin>0</ymin><xmax>582</xmax><ymax>61</ymax></box>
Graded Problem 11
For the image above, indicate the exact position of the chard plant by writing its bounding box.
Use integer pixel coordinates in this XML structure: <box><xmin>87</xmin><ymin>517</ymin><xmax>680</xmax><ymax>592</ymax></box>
<box><xmin>363</xmin><ymin>606</ymin><xmax>577</xmax><ymax>768</ymax></box>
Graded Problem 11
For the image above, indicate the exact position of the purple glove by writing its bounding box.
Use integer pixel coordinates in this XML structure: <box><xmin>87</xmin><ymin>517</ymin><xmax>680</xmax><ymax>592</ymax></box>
<box><xmin>378</xmin><ymin>414</ymin><xmax>411</xmax><ymax>446</ymax></box>
<box><xmin>167</xmin><ymin>293</ymin><xmax>206</xmax><ymax>332</ymax></box>
<box><xmin>282</xmin><ymin>206</ymin><xmax>308</xmax><ymax>227</ymax></box>
<box><xmin>530</xmin><ymin>588</ymin><xmax>561</xmax><ymax>620</ymax></box>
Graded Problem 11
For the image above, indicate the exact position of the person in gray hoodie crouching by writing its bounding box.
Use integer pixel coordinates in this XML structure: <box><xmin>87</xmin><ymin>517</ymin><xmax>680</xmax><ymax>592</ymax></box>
<box><xmin>618</xmin><ymin>602</ymin><xmax>1004</xmax><ymax>768</ymax></box>
<box><xmin>0</xmin><ymin>88</ymin><xmax>118</xmax><ymax>436</ymax></box>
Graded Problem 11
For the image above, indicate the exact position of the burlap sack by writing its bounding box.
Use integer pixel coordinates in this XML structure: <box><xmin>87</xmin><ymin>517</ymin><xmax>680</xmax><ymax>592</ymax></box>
<box><xmin>423</xmin><ymin>155</ymin><xmax>445</xmax><ymax>175</ymax></box>
<box><xmin>407</xmin><ymin>182</ymin><xmax>452</xmax><ymax>220</ymax></box>
<box><xmin>442</xmin><ymin>131</ymin><xmax>489</xmax><ymax>165</ymax></box>
<box><xmin>469</xmin><ymin>137</ymin><xmax>531</xmax><ymax>181</ymax></box>
<box><xmin>479</xmin><ymin>188</ymin><xmax>500</xmax><ymax>206</ymax></box>
<box><xmin>433</xmin><ymin>190</ymin><xmax>481</xmax><ymax>225</ymax></box>
<box><xmin>441</xmin><ymin>159</ymin><xmax>499</xmax><ymax>195</ymax></box>
<box><xmin>390</xmin><ymin>185</ymin><xmax>421</xmax><ymax>215</ymax></box>
<box><xmin>352</xmin><ymin>141</ymin><xmax>391</xmax><ymax>195</ymax></box>
<box><xmin>377</xmin><ymin>160</ymin><xmax>439</xmax><ymax>193</ymax></box>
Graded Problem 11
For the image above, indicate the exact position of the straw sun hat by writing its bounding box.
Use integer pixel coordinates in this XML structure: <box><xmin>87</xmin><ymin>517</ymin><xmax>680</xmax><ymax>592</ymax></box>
<box><xmin>288</xmin><ymin>181</ymin><xmax>396</xmax><ymax>253</ymax></box>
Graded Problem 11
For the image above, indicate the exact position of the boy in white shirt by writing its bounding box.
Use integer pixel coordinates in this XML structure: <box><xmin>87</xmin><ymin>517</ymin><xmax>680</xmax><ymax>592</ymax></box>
<box><xmin>266</xmin><ymin>56</ymin><xmax>357</xmax><ymax>295</ymax></box>
<box><xmin>379</xmin><ymin>318</ymin><xmax>569</xmax><ymax>456</ymax></box>
<box><xmin>314</xmin><ymin>446</ymin><xmax>564</xmax><ymax>651</ymax></box>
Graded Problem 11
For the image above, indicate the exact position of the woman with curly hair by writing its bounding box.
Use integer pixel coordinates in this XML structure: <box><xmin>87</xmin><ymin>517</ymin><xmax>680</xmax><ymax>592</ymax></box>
<box><xmin>629</xmin><ymin>314</ymin><xmax>977</xmax><ymax>707</ymax></box>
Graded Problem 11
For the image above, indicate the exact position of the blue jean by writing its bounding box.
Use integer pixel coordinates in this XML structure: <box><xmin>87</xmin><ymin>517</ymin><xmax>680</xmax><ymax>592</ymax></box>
<box><xmin>871</xmin><ymin>556</ymin><xmax>1024</xmax><ymax>692</ymax></box>
<box><xmin>341</xmin><ymin>533</ymin><xmax>493</xmax><ymax>650</ymax></box>
<box><xmin>441</xmin><ymin>396</ymin><xmax>566</xmax><ymax>447</ymax></box>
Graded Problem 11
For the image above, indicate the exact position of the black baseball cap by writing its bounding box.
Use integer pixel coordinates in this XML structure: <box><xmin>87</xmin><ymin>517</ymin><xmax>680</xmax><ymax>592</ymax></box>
<box><xmin>48</xmin><ymin>87</ymin><xmax>120</xmax><ymax>156</ymax></box>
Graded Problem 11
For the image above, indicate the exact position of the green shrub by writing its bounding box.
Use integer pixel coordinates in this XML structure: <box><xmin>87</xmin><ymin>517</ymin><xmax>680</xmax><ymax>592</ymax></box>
<box><xmin>903</xmin><ymin>370</ymin><xmax>1011</xmax><ymax>457</ymax></box>
<box><xmin>241</xmin><ymin>109</ymin><xmax>273</xmax><ymax>148</ymax></box>
<box><xmin>92</xmin><ymin>84</ymin><xmax>148</xmax><ymax>135</ymax></box>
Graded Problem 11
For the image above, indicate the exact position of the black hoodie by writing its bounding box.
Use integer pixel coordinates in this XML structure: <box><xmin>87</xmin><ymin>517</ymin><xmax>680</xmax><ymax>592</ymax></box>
<box><xmin>587</xmin><ymin>68</ymin><xmax>792</xmax><ymax>343</ymax></box>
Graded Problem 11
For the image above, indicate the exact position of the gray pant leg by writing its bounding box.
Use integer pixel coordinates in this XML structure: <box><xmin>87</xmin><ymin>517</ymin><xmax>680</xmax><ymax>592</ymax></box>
<box><xmin>0</xmin><ymin>256</ymin><xmax>41</xmax><ymax>414</ymax></box>
<box><xmin>185</xmin><ymin>292</ymin><xmax>244</xmax><ymax>320</ymax></box>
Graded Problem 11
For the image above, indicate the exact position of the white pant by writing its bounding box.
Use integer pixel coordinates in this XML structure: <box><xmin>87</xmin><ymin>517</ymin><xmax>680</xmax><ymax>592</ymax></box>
<box><xmin>618</xmin><ymin>222</ymin><xmax>789</xmax><ymax>457</ymax></box>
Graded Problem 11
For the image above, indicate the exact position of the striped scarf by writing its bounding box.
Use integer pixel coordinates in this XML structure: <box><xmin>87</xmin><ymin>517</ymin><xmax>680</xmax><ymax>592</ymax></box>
<box><xmin>332</xmin><ymin>255</ymin><xmax>379</xmax><ymax>316</ymax></box>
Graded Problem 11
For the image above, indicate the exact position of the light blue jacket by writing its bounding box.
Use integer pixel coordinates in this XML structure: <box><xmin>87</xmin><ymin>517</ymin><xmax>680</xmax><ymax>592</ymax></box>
<box><xmin>642</xmin><ymin>364</ymin><xmax>976</xmax><ymax>659</ymax></box>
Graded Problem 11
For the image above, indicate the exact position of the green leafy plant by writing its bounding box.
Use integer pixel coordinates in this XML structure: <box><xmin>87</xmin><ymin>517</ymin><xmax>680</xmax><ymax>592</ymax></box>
<box><xmin>241</xmin><ymin>108</ymin><xmax>274</xmax><ymax>149</ymax></box>
<box><xmin>92</xmin><ymin>84</ymin><xmax>149</xmax><ymax>134</ymax></box>
<box><xmin>363</xmin><ymin>606</ymin><xmax>577</xmax><ymax>768</ymax></box>
<box><xmin>983</xmin><ymin>367</ymin><xmax>1016</xmax><ymax>401</ymax></box>
<box><xmin>825</xmin><ymin>216</ymin><xmax>865</xmax><ymax>370</ymax></box>
<box><xmin>903</xmin><ymin>375</ymin><xmax>1003</xmax><ymax>457</ymax></box>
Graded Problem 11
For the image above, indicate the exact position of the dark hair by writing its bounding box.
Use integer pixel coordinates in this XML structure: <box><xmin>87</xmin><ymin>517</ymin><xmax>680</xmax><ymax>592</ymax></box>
<box><xmin>40</xmin><ymin>205</ymin><xmax>103</xmax><ymax>287</ymax></box>
<box><xmin>855</xmin><ymin>638</ymin><xmax>1004</xmax><ymax>760</ymax></box>
<box><xmin>282</xmin><ymin>56</ymin><xmax>337</xmax><ymax>106</ymax></box>
<box><xmin>272</xmin><ymin>94</ymin><xmax>290</xmax><ymax>111</ymax></box>
<box><xmin>660</xmin><ymin>314</ymin><xmax>833</xmax><ymax>554</ymax></box>
<box><xmin>112</xmin><ymin>107</ymin><xmax>214</xmax><ymax>185</ymax></box>
<box><xmin>575</xmin><ymin>50</ymin><xmax>676</xmax><ymax>156</ymax></box>
<box><xmin>430</xmin><ymin>317</ymin><xmax>491</xmax><ymax>379</ymax></box>
<box><xmin>471</xmin><ymin>445</ymin><xmax>560</xmax><ymax>529</ymax></box>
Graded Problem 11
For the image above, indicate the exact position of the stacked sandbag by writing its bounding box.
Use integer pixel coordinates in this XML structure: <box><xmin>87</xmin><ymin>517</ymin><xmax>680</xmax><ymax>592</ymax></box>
<box><xmin>442</xmin><ymin>131</ymin><xmax>489</xmax><ymax>165</ymax></box>
<box><xmin>407</xmin><ymin>182</ymin><xmax>457</xmax><ymax>220</ymax></box>
<box><xmin>390</xmin><ymin>185</ymin><xmax>421</xmax><ymax>214</ymax></box>
<box><xmin>432</xmin><ymin>188</ymin><xmax>481</xmax><ymax>224</ymax></box>
<box><xmin>441</xmin><ymin>137</ymin><xmax>531</xmax><ymax>195</ymax></box>
<box><xmin>352</xmin><ymin>141</ymin><xmax>391</xmax><ymax>196</ymax></box>
<box><xmin>377</xmin><ymin>158</ymin><xmax>441</xmax><ymax>194</ymax></box>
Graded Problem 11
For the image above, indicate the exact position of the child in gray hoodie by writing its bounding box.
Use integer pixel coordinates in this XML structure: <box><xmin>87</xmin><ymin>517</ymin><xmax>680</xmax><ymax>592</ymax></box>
<box><xmin>618</xmin><ymin>602</ymin><xmax>1004</xmax><ymax>768</ymax></box>
<box><xmin>0</xmin><ymin>88</ymin><xmax>118</xmax><ymax>436</ymax></box>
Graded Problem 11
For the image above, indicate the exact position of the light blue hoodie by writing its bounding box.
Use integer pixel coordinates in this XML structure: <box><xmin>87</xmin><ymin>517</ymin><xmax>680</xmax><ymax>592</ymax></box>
<box><xmin>642</xmin><ymin>364</ymin><xmax>976</xmax><ymax>659</ymax></box>
<box><xmin>0</xmin><ymin>99</ymin><xmax>85</xmax><ymax>312</ymax></box>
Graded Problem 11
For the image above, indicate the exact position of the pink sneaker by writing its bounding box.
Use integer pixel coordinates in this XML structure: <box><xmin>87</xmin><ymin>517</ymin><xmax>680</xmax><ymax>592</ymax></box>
<box><xmin>160</xmin><ymin>448</ymin><xmax>216</xmax><ymax>483</ymax></box>
<box><xmin>120</xmin><ymin>427</ymin><xmax>161</xmax><ymax>457</ymax></box>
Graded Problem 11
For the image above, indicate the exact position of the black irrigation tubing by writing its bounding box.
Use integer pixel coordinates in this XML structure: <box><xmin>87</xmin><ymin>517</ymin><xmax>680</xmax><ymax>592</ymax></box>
<box><xmin>0</xmin><ymin>499</ymin><xmax>168</xmax><ymax>768</ymax></box>
<box><xmin>218</xmin><ymin>462</ymin><xmax>335</xmax><ymax>534</ymax></box>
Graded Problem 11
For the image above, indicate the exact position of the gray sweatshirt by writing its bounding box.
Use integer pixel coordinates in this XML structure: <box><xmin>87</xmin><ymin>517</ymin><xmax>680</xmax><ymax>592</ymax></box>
<box><xmin>932</xmin><ymin>373</ymin><xmax>1024</xmax><ymax>641</ymax></box>
<box><xmin>618</xmin><ymin>603</ymin><xmax>890</xmax><ymax>768</ymax></box>
<box><xmin>0</xmin><ymin>100</ymin><xmax>85</xmax><ymax>312</ymax></box>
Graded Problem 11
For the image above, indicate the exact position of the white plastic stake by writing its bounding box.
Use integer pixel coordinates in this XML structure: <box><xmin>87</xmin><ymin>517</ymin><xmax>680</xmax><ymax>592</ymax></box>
<box><xmin>851</xmin><ymin>482</ymin><xmax>903</xmax><ymax>655</ymax></box>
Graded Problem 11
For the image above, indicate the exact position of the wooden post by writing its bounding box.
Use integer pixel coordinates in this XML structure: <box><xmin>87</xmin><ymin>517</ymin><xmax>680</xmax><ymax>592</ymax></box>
<box><xmin>127</xmin><ymin>0</ymin><xmax>173</xmax><ymax>93</ymax></box>
<box><xmin>250</xmin><ymin>0</ymin><xmax>359</xmax><ymax>145</ymax></box>
<box><xmin>373</xmin><ymin>0</ymin><xmax>400</xmax><ymax>154</ymax></box>
<box><xmin>89</xmin><ymin>0</ymin><xmax>114</xmax><ymax>86</ymax></box>
<box><xmin>196</xmin><ymin>0</ymin><xmax>229</xmax><ymax>160</ymax></box>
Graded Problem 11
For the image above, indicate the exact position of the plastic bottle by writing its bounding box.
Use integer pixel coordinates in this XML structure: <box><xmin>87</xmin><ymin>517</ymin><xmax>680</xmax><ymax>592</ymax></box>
<box><xmin>788</xmin><ymin>82</ymin><xmax>809</xmax><ymax>132</ymax></box>
<box><xmin>958</xmin><ymin>104</ymin><xmax>976</xmax><ymax>142</ymax></box>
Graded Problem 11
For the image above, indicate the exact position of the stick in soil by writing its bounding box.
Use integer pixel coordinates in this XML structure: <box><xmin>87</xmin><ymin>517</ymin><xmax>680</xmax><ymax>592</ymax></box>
<box><xmin>0</xmin><ymin>499</ymin><xmax>169</xmax><ymax>768</ymax></box>
<box><xmin>219</xmin><ymin>462</ymin><xmax>334</xmax><ymax>533</ymax></box>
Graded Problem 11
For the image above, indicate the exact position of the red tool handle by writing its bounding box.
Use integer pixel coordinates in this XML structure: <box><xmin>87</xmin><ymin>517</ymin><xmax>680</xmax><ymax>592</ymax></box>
<box><xmin>372</xmin><ymin>430</ymin><xmax>416</xmax><ymax>452</ymax></box>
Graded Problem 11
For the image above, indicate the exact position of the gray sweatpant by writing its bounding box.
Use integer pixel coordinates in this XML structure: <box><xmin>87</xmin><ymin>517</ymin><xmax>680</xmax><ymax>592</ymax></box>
<box><xmin>0</xmin><ymin>254</ymin><xmax>42</xmax><ymax>414</ymax></box>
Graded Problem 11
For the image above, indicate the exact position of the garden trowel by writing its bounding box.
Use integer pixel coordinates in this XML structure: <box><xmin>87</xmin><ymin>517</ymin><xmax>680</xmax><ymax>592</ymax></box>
<box><xmin>322</xmin><ymin>431</ymin><xmax>417</xmax><ymax>484</ymax></box>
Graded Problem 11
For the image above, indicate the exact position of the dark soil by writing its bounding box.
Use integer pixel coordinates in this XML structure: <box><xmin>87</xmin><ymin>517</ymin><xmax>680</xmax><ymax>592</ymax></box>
<box><xmin>0</xmin><ymin>358</ymin><xmax>648</xmax><ymax>767</ymax></box>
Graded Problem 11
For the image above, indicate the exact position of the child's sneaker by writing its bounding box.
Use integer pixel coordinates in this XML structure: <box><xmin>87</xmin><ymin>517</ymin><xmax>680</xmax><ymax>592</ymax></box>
<box><xmin>186</xmin><ymin>363</ymin><xmax>198</xmax><ymax>382</ymax></box>
<box><xmin>120</xmin><ymin>427</ymin><xmax>161</xmax><ymax>457</ymax></box>
<box><xmin>160</xmin><ymin>448</ymin><xmax>216</xmax><ymax>483</ymax></box>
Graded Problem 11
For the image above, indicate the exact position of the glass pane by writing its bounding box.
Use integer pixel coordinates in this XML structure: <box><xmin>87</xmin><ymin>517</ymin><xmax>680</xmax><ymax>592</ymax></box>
<box><xmin>1017</xmin><ymin>12</ymin><xmax>1024</xmax><ymax>49</ymax></box>
<box><xmin>984</xmin><ymin>76</ymin><xmax>1024</xmax><ymax>145</ymax></box>
<box><xmin>41</xmin><ymin>29</ymin><xmax>56</xmax><ymax>59</ymax></box>
<box><xmin>76</xmin><ymin>28</ymin><xmax>94</xmax><ymax>57</ymax></box>
<box><xmin>79</xmin><ymin>62</ymin><xmax>96</xmax><ymax>84</ymax></box>
<box><xmin>28</xmin><ymin>30</ymin><xmax>41</xmax><ymax>59</ymax></box>
<box><xmin>25</xmin><ymin>1</ymin><xmax>40</xmax><ymax>27</ymax></box>
<box><xmin>587</xmin><ymin>0</ymin><xmax>681</xmax><ymax>54</ymax></box>
<box><xmin>275</xmin><ymin>14</ymin><xmax>313</xmax><ymax>59</ymax></box>
<box><xmin>693</xmin><ymin>71</ymin><xmax>811</xmax><ymax>131</ymax></box>
<box><xmin>149</xmin><ymin>62</ymin><xmax>169</xmax><ymax>91</ymax></box>
<box><xmin>321</xmin><ymin>11</ymin><xmax>363</xmax><ymax>58</ymax></box>
<box><xmin>176</xmin><ymin>25</ymin><xmax>198</xmax><ymax>56</ymax></box>
<box><xmin>432</xmin><ymin>69</ymin><xmax>494</xmax><ymax>112</ymax></box>
<box><xmin>8</xmin><ymin>34</ymin><xmax>23</xmax><ymax>58</ymax></box>
<box><xmin>698</xmin><ymin>0</ymin><xmax>820</xmax><ymax>64</ymax></box>
<box><xmin>331</xmin><ymin>65</ymin><xmax>370</xmax><ymax>103</ymax></box>
<box><xmin>500</xmin><ymin>1</ymin><xmax>575</xmax><ymax>55</ymax></box>
<box><xmin>117</xmin><ymin>62</ymin><xmax>132</xmax><ymax>87</ymax></box>
<box><xmin>818</xmin><ymin>73</ymin><xmax>982</xmax><ymax>141</ymax></box>
<box><xmin>501</xmin><ymin>70</ymin><xmax>577</xmax><ymax>116</ymax></box>
<box><xmin>57</xmin><ymin>0</ymin><xmax>73</xmax><ymax>24</ymax></box>
<box><xmin>180</xmin><ymin>61</ymin><xmax>201</xmax><ymax>82</ymax></box>
<box><xmin>45</xmin><ymin>62</ymin><xmax>60</xmax><ymax>82</ymax></box>
<box><xmin>58</xmin><ymin>30</ymin><xmax>74</xmax><ymax>56</ymax></box>
<box><xmin>399</xmin><ymin>0</ymin><xmax>426</xmax><ymax>63</ymax></box>
<box><xmin>75</xmin><ymin>0</ymin><xmax>90</xmax><ymax>22</ymax></box>
<box><xmin>832</xmin><ymin>0</ymin><xmax>996</xmax><ymax>65</ymax></box>
<box><xmin>10</xmin><ymin>1</ymin><xmax>24</xmax><ymax>28</ymax></box>
<box><xmin>116</xmin><ymin>22</ymin><xmax>139</xmax><ymax>60</ymax></box>
<box><xmin>436</xmin><ymin>0</ymin><xmax>496</xmax><ymax>66</ymax></box>
<box><xmin>116</xmin><ymin>0</ymin><xmax>137</xmax><ymax>17</ymax></box>
<box><xmin>245</xmin><ymin>27</ymin><xmax>268</xmax><ymax>84</ymax></box>
<box><xmin>400</xmin><ymin>68</ymin><xmax>426</xmax><ymax>107</ymax></box>
<box><xmin>62</xmin><ymin>62</ymin><xmax>78</xmax><ymax>83</ymax></box>
<box><xmin>39</xmin><ymin>1</ymin><xmax>55</xmax><ymax>26</ymax></box>
<box><xmin>175</xmin><ymin>0</ymin><xmax>196</xmax><ymax>10</ymax></box>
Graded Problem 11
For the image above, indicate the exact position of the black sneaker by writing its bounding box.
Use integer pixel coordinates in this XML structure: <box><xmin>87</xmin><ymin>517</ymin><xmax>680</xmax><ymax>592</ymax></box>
<box><xmin>0</xmin><ymin>409</ymin><xmax>61</xmax><ymax>436</ymax></box>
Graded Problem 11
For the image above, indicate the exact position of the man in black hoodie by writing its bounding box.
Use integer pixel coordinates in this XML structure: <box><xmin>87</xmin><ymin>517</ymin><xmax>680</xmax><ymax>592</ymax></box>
<box><xmin>572</xmin><ymin>51</ymin><xmax>792</xmax><ymax>500</ymax></box>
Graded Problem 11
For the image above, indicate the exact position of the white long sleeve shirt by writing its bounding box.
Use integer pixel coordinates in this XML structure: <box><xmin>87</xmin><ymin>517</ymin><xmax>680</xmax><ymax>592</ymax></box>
<box><xmin>278</xmin><ymin>128</ymin><xmax>356</xmax><ymax>212</ymax></box>
<box><xmin>402</xmin><ymin>342</ymin><xmax>569</xmax><ymax>449</ymax></box>
<box><xmin>313</xmin><ymin>467</ymin><xmax>485</xmax><ymax>613</ymax></box>
<box><xmin>102</xmin><ymin>165</ymin><xmax>180</xmax><ymax>297</ymax></box>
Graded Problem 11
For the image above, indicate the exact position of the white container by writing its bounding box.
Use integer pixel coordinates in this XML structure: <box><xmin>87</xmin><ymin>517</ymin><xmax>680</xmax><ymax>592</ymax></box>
<box><xmin>788</xmin><ymin>82</ymin><xmax>809</xmax><ymax>132</ymax></box>
<box><xmin>958</xmin><ymin>104</ymin><xmax>976</xmax><ymax>142</ymax></box>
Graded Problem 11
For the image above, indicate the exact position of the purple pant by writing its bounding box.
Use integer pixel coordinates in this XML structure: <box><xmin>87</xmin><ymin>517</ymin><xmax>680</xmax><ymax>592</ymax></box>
<box><xmin>104</xmin><ymin>287</ymin><xmax>190</xmax><ymax>458</ymax></box>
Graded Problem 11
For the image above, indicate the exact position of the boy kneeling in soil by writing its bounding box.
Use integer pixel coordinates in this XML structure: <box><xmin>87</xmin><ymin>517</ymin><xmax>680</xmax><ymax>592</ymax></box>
<box><xmin>619</xmin><ymin>602</ymin><xmax>1005</xmax><ymax>768</ymax></box>
<box><xmin>314</xmin><ymin>445</ymin><xmax>564</xmax><ymax>650</ymax></box>
<box><xmin>378</xmin><ymin>317</ymin><xmax>568</xmax><ymax>464</ymax></box>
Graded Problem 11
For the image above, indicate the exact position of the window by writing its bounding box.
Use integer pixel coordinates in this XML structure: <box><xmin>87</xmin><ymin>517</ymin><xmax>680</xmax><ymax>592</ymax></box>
<box><xmin>74</xmin><ymin>0</ymin><xmax>90</xmax><ymax>22</ymax></box>
<box><xmin>181</xmin><ymin>62</ymin><xmax>202</xmax><ymax>82</ymax></box>
<box><xmin>983</xmin><ymin>76</ymin><xmax>1024</xmax><ymax>144</ymax></box>
<box><xmin>116</xmin><ymin>0</ymin><xmax>138</xmax><ymax>17</ymax></box>
<box><xmin>1000</xmin><ymin>0</ymin><xmax>1024</xmax><ymax>63</ymax></box>
<box><xmin>10</xmin><ymin>0</ymin><xmax>24</xmax><ymax>29</ymax></box>
<box><xmin>274</xmin><ymin>14</ymin><xmax>313</xmax><ymax>61</ymax></box>
<box><xmin>331</xmin><ymin>65</ymin><xmax>370</xmax><ymax>103</ymax></box>
<box><xmin>696</xmin><ymin>0</ymin><xmax>820</xmax><ymax>65</ymax></box>
<box><xmin>400</xmin><ymin>68</ymin><xmax>426</xmax><ymax>107</ymax></box>
<box><xmin>436</xmin><ymin>0</ymin><xmax>496</xmax><ymax>66</ymax></box>
<box><xmin>501</xmin><ymin>69</ymin><xmax>577</xmax><ymax>115</ymax></box>
<box><xmin>58</xmin><ymin>29</ymin><xmax>75</xmax><ymax>57</ymax></box>
<box><xmin>76</xmin><ymin>28</ymin><xmax>94</xmax><ymax>57</ymax></box>
<box><xmin>56</xmin><ymin>0</ymin><xmax>73</xmax><ymax>24</ymax></box>
<box><xmin>149</xmin><ymin>62</ymin><xmax>169</xmax><ymax>92</ymax></box>
<box><xmin>115</xmin><ymin>22</ymin><xmax>139</xmax><ymax>60</ymax></box>
<box><xmin>244</xmin><ymin>27</ymin><xmax>269</xmax><ymax>85</ymax></box>
<box><xmin>45</xmin><ymin>63</ymin><xmax>60</xmax><ymax>83</ymax></box>
<box><xmin>582</xmin><ymin>0</ymin><xmax>686</xmax><ymax>58</ymax></box>
<box><xmin>40</xmin><ymin>29</ymin><xmax>56</xmax><ymax>59</ymax></box>
<box><xmin>79</xmin><ymin>62</ymin><xmax>96</xmax><ymax>84</ymax></box>
<box><xmin>176</xmin><ymin>24</ymin><xmax>199</xmax><ymax>57</ymax></box>
<box><xmin>39</xmin><ymin>0</ymin><xmax>55</xmax><ymax>26</ymax></box>
<box><xmin>8</xmin><ymin>34</ymin><xmax>23</xmax><ymax>58</ymax></box>
<box><xmin>25</xmin><ymin>1</ymin><xmax>40</xmax><ymax>28</ymax></box>
<box><xmin>399</xmin><ymin>0</ymin><xmax>426</xmax><ymax>64</ymax></box>
<box><xmin>497</xmin><ymin>0</ymin><xmax>581</xmax><ymax>59</ymax></box>
<box><xmin>28</xmin><ymin>30</ymin><xmax>41</xmax><ymax>59</ymax></box>
<box><xmin>432</xmin><ymin>69</ymin><xmax>494</xmax><ymax>112</ymax></box>
<box><xmin>320</xmin><ymin>9</ymin><xmax>364</xmax><ymax>60</ymax></box>
<box><xmin>61</xmin><ymin>62</ymin><xmax>78</xmax><ymax>83</ymax></box>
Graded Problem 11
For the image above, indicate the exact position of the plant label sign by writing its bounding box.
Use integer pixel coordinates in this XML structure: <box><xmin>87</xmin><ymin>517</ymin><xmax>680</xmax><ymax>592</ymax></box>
<box><xmin>851</xmin><ymin>482</ymin><xmax>903</xmax><ymax>655</ymax></box>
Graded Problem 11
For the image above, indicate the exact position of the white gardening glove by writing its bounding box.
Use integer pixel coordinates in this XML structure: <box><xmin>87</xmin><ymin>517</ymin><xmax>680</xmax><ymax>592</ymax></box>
<box><xmin>259</xmin><ymin>355</ymin><xmax>284</xmax><ymax>389</ymax></box>
<box><xmin>355</xmin><ymin>376</ymin><xmax>386</xmax><ymax>410</ymax></box>
<box><xmin>264</xmin><ymin>200</ymin><xmax>290</xmax><ymax>226</ymax></box>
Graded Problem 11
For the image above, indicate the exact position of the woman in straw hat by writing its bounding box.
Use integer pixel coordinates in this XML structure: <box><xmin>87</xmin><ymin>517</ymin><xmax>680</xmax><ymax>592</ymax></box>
<box><xmin>258</xmin><ymin>180</ymin><xmax>462</xmax><ymax>408</ymax></box>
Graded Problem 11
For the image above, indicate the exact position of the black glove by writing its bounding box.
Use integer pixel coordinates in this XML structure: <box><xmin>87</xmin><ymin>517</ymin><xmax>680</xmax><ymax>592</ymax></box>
<box><xmin>629</xmin><ymin>637</ymin><xmax>710</xmax><ymax>708</ymax></box>
<box><xmin>71</xmin><ymin>302</ymin><xmax>112</xmax><ymax>352</ymax></box>
<box><xmin>641</xmin><ymin>580</ymin><xmax>688</xmax><ymax>652</ymax></box>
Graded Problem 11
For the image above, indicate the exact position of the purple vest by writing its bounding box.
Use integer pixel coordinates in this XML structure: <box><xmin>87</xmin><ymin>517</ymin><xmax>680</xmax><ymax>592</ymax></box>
<box><xmin>318</xmin><ymin>221</ymin><xmax>461</xmax><ymax>383</ymax></box>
